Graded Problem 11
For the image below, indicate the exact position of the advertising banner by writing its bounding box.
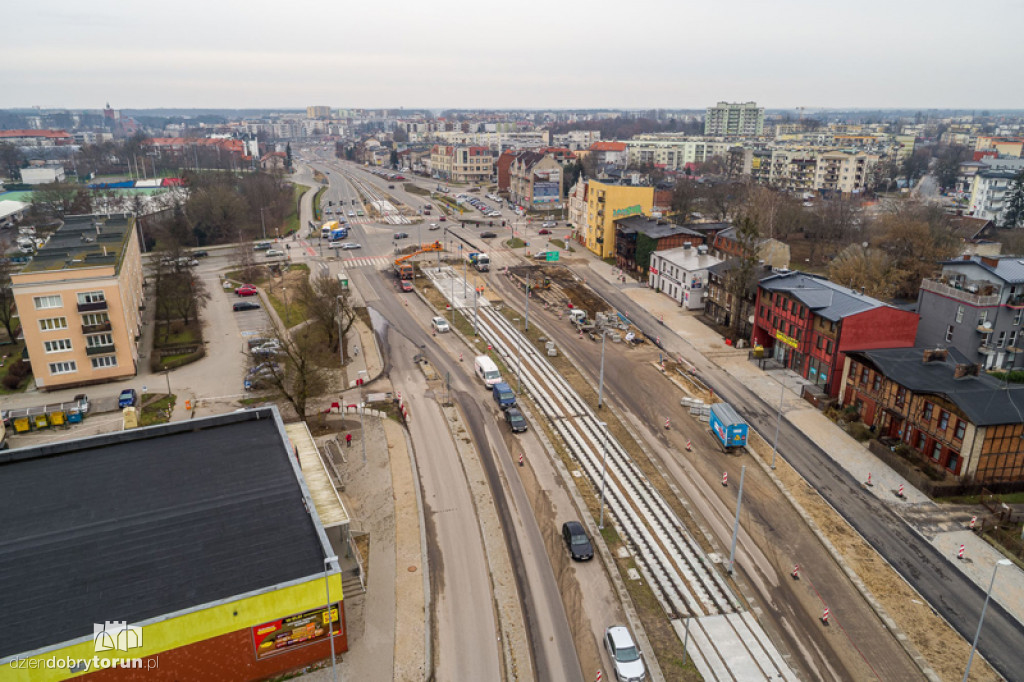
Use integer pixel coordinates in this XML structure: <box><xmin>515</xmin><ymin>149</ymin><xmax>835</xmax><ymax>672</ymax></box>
<box><xmin>533</xmin><ymin>182</ymin><xmax>560</xmax><ymax>204</ymax></box>
<box><xmin>252</xmin><ymin>603</ymin><xmax>342</xmax><ymax>659</ymax></box>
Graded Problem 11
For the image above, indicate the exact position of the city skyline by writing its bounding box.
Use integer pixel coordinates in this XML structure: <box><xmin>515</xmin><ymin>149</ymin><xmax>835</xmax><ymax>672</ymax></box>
<box><xmin>5</xmin><ymin>0</ymin><xmax>1022</xmax><ymax>110</ymax></box>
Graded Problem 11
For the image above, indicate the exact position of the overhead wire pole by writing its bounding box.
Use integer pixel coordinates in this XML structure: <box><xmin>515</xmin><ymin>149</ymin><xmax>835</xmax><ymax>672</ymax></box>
<box><xmin>598</xmin><ymin>329</ymin><xmax>606</xmax><ymax>408</ymax></box>
<box><xmin>524</xmin><ymin>271</ymin><xmax>531</xmax><ymax>331</ymax></box>
<box><xmin>322</xmin><ymin>556</ymin><xmax>340</xmax><ymax>682</ymax></box>
<box><xmin>728</xmin><ymin>465</ymin><xmax>746</xmax><ymax>574</ymax></box>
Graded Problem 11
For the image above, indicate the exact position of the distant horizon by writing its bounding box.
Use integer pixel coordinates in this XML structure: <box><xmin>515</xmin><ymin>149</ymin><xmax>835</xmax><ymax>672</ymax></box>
<box><xmin>4</xmin><ymin>105</ymin><xmax>1024</xmax><ymax>117</ymax></box>
<box><xmin>5</xmin><ymin>0</ymin><xmax>1021</xmax><ymax>110</ymax></box>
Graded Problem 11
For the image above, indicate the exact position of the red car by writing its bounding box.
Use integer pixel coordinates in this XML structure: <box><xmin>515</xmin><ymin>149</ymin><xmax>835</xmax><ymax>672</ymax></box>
<box><xmin>538</xmin><ymin>228</ymin><xmax>552</xmax><ymax>235</ymax></box>
<box><xmin>399</xmin><ymin>280</ymin><xmax>413</xmax><ymax>292</ymax></box>
<box><xmin>439</xmin><ymin>216</ymin><xmax>447</xmax><ymax>221</ymax></box>
<box><xmin>235</xmin><ymin>285</ymin><xmax>258</xmax><ymax>297</ymax></box>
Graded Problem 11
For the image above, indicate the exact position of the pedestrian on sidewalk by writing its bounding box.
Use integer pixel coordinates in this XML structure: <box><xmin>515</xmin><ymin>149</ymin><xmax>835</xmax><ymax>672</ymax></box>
<box><xmin>346</xmin><ymin>433</ymin><xmax>352</xmax><ymax>448</ymax></box>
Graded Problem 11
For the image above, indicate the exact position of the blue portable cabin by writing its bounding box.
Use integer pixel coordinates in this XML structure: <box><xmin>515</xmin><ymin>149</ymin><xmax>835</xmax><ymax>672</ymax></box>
<box><xmin>330</xmin><ymin>226</ymin><xmax>348</xmax><ymax>240</ymax></box>
<box><xmin>709</xmin><ymin>402</ymin><xmax>748</xmax><ymax>449</ymax></box>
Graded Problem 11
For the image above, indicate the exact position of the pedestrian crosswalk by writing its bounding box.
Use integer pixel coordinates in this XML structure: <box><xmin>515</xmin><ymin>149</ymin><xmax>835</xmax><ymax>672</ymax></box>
<box><xmin>342</xmin><ymin>256</ymin><xmax>389</xmax><ymax>268</ymax></box>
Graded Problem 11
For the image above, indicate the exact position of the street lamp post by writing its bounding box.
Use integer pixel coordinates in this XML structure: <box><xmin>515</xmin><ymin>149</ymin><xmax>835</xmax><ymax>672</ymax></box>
<box><xmin>963</xmin><ymin>559</ymin><xmax>1012</xmax><ymax>682</ymax></box>
<box><xmin>336</xmin><ymin>295</ymin><xmax>345</xmax><ymax>366</ymax></box>
<box><xmin>322</xmin><ymin>556</ymin><xmax>340</xmax><ymax>682</ymax></box>
<box><xmin>260</xmin><ymin>207</ymin><xmax>267</xmax><ymax>241</ymax></box>
<box><xmin>598</xmin><ymin>329</ymin><xmax>606</xmax><ymax>408</ymax></box>
<box><xmin>283</xmin><ymin>287</ymin><xmax>289</xmax><ymax>326</ymax></box>
<box><xmin>598</xmin><ymin>421</ymin><xmax>609</xmax><ymax>529</ymax></box>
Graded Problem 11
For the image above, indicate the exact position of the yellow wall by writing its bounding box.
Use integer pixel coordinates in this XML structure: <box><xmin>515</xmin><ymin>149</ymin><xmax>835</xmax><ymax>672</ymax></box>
<box><xmin>1</xmin><ymin>575</ymin><xmax>342</xmax><ymax>681</ymax></box>
<box><xmin>584</xmin><ymin>181</ymin><xmax>654</xmax><ymax>259</ymax></box>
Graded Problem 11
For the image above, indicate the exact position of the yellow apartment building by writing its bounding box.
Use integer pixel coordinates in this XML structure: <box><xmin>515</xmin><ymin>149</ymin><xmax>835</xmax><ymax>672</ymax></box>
<box><xmin>11</xmin><ymin>213</ymin><xmax>144</xmax><ymax>390</ymax></box>
<box><xmin>584</xmin><ymin>180</ymin><xmax>654</xmax><ymax>259</ymax></box>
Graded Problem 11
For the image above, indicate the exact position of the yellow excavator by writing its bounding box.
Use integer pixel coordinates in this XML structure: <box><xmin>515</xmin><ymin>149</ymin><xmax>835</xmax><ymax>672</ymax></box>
<box><xmin>394</xmin><ymin>241</ymin><xmax>443</xmax><ymax>279</ymax></box>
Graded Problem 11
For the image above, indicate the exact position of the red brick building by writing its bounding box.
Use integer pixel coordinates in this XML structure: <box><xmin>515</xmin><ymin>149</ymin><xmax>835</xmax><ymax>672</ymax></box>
<box><xmin>752</xmin><ymin>271</ymin><xmax>919</xmax><ymax>397</ymax></box>
<box><xmin>841</xmin><ymin>347</ymin><xmax>1024</xmax><ymax>482</ymax></box>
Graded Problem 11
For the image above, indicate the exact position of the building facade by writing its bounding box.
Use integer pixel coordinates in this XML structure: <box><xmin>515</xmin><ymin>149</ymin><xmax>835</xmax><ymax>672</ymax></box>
<box><xmin>11</xmin><ymin>214</ymin><xmax>144</xmax><ymax>389</ymax></box>
<box><xmin>704</xmin><ymin>261</ymin><xmax>773</xmax><ymax>340</ymax></box>
<box><xmin>509</xmin><ymin>152</ymin><xmax>563</xmax><ymax>209</ymax></box>
<box><xmin>567</xmin><ymin>177</ymin><xmax>589</xmax><ymax>236</ymax></box>
<box><xmin>649</xmin><ymin>246</ymin><xmax>722</xmax><ymax>309</ymax></box>
<box><xmin>627</xmin><ymin>135</ymin><xmax>737</xmax><ymax>170</ymax></box>
<box><xmin>841</xmin><ymin>347</ymin><xmax>1024</xmax><ymax>482</ymax></box>
<box><xmin>705</xmin><ymin>102</ymin><xmax>764</xmax><ymax>136</ymax></box>
<box><xmin>429</xmin><ymin>145</ymin><xmax>496</xmax><ymax>184</ymax></box>
<box><xmin>613</xmin><ymin>215</ymin><xmax>706</xmax><ymax>275</ymax></box>
<box><xmin>582</xmin><ymin>180</ymin><xmax>654</xmax><ymax>259</ymax></box>
<box><xmin>751</xmin><ymin>271</ymin><xmax>919</xmax><ymax>396</ymax></box>
<box><xmin>915</xmin><ymin>255</ymin><xmax>1024</xmax><ymax>370</ymax></box>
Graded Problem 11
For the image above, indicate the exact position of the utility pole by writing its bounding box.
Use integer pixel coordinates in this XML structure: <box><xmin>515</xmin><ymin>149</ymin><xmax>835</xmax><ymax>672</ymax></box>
<box><xmin>525</xmin><ymin>271</ymin><xmax>531</xmax><ymax>331</ymax></box>
<box><xmin>598</xmin><ymin>329</ymin><xmax>606</xmax><ymax>408</ymax></box>
<box><xmin>771</xmin><ymin>379</ymin><xmax>784</xmax><ymax>469</ymax></box>
<box><xmin>260</xmin><ymin>207</ymin><xmax>267</xmax><ymax>241</ymax></box>
<box><xmin>728</xmin><ymin>465</ymin><xmax>746</xmax><ymax>574</ymax></box>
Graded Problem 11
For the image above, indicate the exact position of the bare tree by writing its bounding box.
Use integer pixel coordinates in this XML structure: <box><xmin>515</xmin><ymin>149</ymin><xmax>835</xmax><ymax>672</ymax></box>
<box><xmin>258</xmin><ymin>325</ymin><xmax>331</xmax><ymax>421</ymax></box>
<box><xmin>869</xmin><ymin>203</ymin><xmax>958</xmax><ymax>298</ymax></box>
<box><xmin>670</xmin><ymin>178</ymin><xmax>700</xmax><ymax>223</ymax></box>
<box><xmin>727</xmin><ymin>215</ymin><xmax>762</xmax><ymax>339</ymax></box>
<box><xmin>0</xmin><ymin>238</ymin><xmax>18</xmax><ymax>342</ymax></box>
<box><xmin>827</xmin><ymin>244</ymin><xmax>901</xmax><ymax>299</ymax></box>
<box><xmin>704</xmin><ymin>181</ymin><xmax>747</xmax><ymax>222</ymax></box>
<box><xmin>296</xmin><ymin>271</ymin><xmax>356</xmax><ymax>354</ymax></box>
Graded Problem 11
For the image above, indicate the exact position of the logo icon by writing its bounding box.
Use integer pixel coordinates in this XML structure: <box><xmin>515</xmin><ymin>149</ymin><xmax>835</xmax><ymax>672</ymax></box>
<box><xmin>93</xmin><ymin>621</ymin><xmax>143</xmax><ymax>652</ymax></box>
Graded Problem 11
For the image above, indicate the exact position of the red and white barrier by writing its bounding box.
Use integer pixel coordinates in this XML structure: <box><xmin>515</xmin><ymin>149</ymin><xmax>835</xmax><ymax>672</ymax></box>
<box><xmin>792</xmin><ymin>564</ymin><xmax>800</xmax><ymax>579</ymax></box>
<box><xmin>958</xmin><ymin>544</ymin><xmax>965</xmax><ymax>560</ymax></box>
<box><xmin>722</xmin><ymin>472</ymin><xmax>728</xmax><ymax>486</ymax></box>
<box><xmin>822</xmin><ymin>607</ymin><xmax>830</xmax><ymax>624</ymax></box>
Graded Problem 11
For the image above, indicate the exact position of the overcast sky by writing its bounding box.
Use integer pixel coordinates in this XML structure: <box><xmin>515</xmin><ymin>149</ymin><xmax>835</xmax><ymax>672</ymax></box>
<box><xmin>5</xmin><ymin>0</ymin><xmax>1022</xmax><ymax>111</ymax></box>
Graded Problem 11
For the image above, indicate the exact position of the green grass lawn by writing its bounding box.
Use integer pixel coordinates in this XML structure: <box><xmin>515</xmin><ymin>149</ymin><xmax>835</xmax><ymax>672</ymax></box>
<box><xmin>139</xmin><ymin>393</ymin><xmax>176</xmax><ymax>427</ymax></box>
<box><xmin>404</xmin><ymin>183</ymin><xmax>429</xmax><ymax>196</ymax></box>
<box><xmin>284</xmin><ymin>184</ymin><xmax>306</xmax><ymax>235</ymax></box>
<box><xmin>153</xmin><ymin>322</ymin><xmax>201</xmax><ymax>348</ymax></box>
<box><xmin>0</xmin><ymin>342</ymin><xmax>32</xmax><ymax>395</ymax></box>
<box><xmin>267</xmin><ymin>293</ymin><xmax>307</xmax><ymax>328</ymax></box>
<box><xmin>506</xmin><ymin>238</ymin><xmax>526</xmax><ymax>248</ymax></box>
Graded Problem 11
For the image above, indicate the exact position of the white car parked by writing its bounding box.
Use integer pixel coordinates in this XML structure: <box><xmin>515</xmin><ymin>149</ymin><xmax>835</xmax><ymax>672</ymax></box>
<box><xmin>431</xmin><ymin>316</ymin><xmax>450</xmax><ymax>333</ymax></box>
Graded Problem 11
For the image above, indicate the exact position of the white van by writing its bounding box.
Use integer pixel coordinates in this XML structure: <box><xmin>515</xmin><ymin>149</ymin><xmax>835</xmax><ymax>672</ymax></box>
<box><xmin>474</xmin><ymin>355</ymin><xmax>502</xmax><ymax>388</ymax></box>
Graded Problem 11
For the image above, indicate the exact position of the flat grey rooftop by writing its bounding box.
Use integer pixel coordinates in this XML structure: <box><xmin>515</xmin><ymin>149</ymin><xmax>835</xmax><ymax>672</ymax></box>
<box><xmin>0</xmin><ymin>410</ymin><xmax>328</xmax><ymax>660</ymax></box>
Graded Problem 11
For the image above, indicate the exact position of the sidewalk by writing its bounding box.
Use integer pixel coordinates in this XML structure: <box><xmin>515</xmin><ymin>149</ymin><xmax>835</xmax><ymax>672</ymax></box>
<box><xmin>601</xmin><ymin>273</ymin><xmax>1024</xmax><ymax>629</ymax></box>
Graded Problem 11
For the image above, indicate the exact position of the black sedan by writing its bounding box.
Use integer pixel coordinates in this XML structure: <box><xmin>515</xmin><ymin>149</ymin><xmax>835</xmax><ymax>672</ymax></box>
<box><xmin>233</xmin><ymin>301</ymin><xmax>260</xmax><ymax>312</ymax></box>
<box><xmin>504</xmin><ymin>407</ymin><xmax>527</xmax><ymax>433</ymax></box>
<box><xmin>561</xmin><ymin>521</ymin><xmax>594</xmax><ymax>561</ymax></box>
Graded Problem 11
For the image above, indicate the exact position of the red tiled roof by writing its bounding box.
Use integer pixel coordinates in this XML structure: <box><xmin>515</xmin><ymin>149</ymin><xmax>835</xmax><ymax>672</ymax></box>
<box><xmin>0</xmin><ymin>129</ymin><xmax>72</xmax><ymax>139</ymax></box>
<box><xmin>590</xmin><ymin>141</ymin><xmax>627</xmax><ymax>152</ymax></box>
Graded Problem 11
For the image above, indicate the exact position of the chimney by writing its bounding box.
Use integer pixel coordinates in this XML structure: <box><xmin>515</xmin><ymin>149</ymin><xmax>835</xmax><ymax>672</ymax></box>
<box><xmin>953</xmin><ymin>363</ymin><xmax>980</xmax><ymax>379</ymax></box>
<box><xmin>922</xmin><ymin>348</ymin><xmax>948</xmax><ymax>363</ymax></box>
<box><xmin>980</xmin><ymin>256</ymin><xmax>1000</xmax><ymax>268</ymax></box>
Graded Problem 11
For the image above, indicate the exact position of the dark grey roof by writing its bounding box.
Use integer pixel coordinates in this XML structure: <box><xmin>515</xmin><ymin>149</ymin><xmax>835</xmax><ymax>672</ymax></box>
<box><xmin>615</xmin><ymin>215</ymin><xmax>703</xmax><ymax>239</ymax></box>
<box><xmin>759</xmin><ymin>270</ymin><xmax>885</xmax><ymax>321</ymax></box>
<box><xmin>0</xmin><ymin>409</ymin><xmax>329</xmax><ymax>659</ymax></box>
<box><xmin>941</xmin><ymin>255</ymin><xmax>1024</xmax><ymax>284</ymax></box>
<box><xmin>848</xmin><ymin>347</ymin><xmax>1024</xmax><ymax>426</ymax></box>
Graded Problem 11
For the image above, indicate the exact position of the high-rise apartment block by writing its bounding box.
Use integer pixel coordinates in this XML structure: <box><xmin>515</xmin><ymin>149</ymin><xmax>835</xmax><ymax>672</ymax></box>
<box><xmin>705</xmin><ymin>101</ymin><xmax>764</xmax><ymax>136</ymax></box>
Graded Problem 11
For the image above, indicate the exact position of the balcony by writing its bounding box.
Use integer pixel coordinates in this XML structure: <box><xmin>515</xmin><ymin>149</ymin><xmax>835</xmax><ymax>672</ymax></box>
<box><xmin>920</xmin><ymin>278</ymin><xmax>1000</xmax><ymax>307</ymax></box>
<box><xmin>86</xmin><ymin>344</ymin><xmax>115</xmax><ymax>356</ymax></box>
<box><xmin>81</xmin><ymin>321</ymin><xmax>112</xmax><ymax>334</ymax></box>
<box><xmin>978</xmin><ymin>344</ymin><xmax>996</xmax><ymax>355</ymax></box>
<box><xmin>77</xmin><ymin>300</ymin><xmax>108</xmax><ymax>313</ymax></box>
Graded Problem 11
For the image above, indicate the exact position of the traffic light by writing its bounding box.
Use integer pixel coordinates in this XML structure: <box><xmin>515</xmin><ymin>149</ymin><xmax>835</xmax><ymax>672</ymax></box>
<box><xmin>501</xmin><ymin>220</ymin><xmax>506</xmax><ymax>227</ymax></box>
<box><xmin>489</xmin><ymin>221</ymin><xmax>493</xmax><ymax>227</ymax></box>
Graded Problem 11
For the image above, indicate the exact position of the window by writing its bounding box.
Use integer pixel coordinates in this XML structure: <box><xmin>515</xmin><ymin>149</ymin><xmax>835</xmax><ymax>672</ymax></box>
<box><xmin>872</xmin><ymin>374</ymin><xmax>881</xmax><ymax>391</ymax></box>
<box><xmin>947</xmin><ymin>450</ymin><xmax>959</xmax><ymax>473</ymax></box>
<box><xmin>816</xmin><ymin>336</ymin><xmax>823</xmax><ymax>350</ymax></box>
<box><xmin>896</xmin><ymin>387</ymin><xmax>906</xmax><ymax>406</ymax></box>
<box><xmin>916</xmin><ymin>431</ymin><xmax>927</xmax><ymax>450</ymax></box>
<box><xmin>825</xmin><ymin>340</ymin><xmax>833</xmax><ymax>355</ymax></box>
<box><xmin>954</xmin><ymin>419</ymin><xmax>966</xmax><ymax>440</ymax></box>
<box><xmin>1015</xmin><ymin>309</ymin><xmax>1023</xmax><ymax>326</ymax></box>
<box><xmin>48</xmin><ymin>361</ymin><xmax>77</xmax><ymax>375</ymax></box>
<box><xmin>77</xmin><ymin>291</ymin><xmax>105</xmax><ymax>304</ymax></box>
<box><xmin>939</xmin><ymin>410</ymin><xmax>950</xmax><ymax>430</ymax></box>
<box><xmin>923</xmin><ymin>402</ymin><xmax>933</xmax><ymax>421</ymax></box>
<box><xmin>1011</xmin><ymin>331</ymin><xmax>1019</xmax><ymax>349</ymax></box>
<box><xmin>979</xmin><ymin>311</ymin><xmax>988</xmax><ymax>325</ymax></box>
<box><xmin>33</xmin><ymin>295</ymin><xmax>62</xmax><ymax>310</ymax></box>
<box><xmin>859</xmin><ymin>367</ymin><xmax>868</xmax><ymax>385</ymax></box>
<box><xmin>90</xmin><ymin>356</ymin><xmax>118</xmax><ymax>369</ymax></box>
<box><xmin>82</xmin><ymin>312</ymin><xmax>109</xmax><ymax>326</ymax></box>
<box><xmin>39</xmin><ymin>317</ymin><xmax>68</xmax><ymax>331</ymax></box>
<box><xmin>86</xmin><ymin>333</ymin><xmax>113</xmax><ymax>347</ymax></box>
<box><xmin>44</xmin><ymin>339</ymin><xmax>72</xmax><ymax>353</ymax></box>
<box><xmin>931</xmin><ymin>442</ymin><xmax>942</xmax><ymax>461</ymax></box>
<box><xmin>956</xmin><ymin>305</ymin><xmax>964</xmax><ymax>323</ymax></box>
<box><xmin>945</xmin><ymin>325</ymin><xmax>954</xmax><ymax>343</ymax></box>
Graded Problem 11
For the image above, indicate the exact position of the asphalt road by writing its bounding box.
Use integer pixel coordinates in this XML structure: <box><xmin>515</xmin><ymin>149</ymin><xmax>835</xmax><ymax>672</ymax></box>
<box><xmin>578</xmin><ymin>269</ymin><xmax>1024</xmax><ymax>681</ymax></box>
<box><xmin>354</xmin><ymin>237</ymin><xmax>583</xmax><ymax>680</ymax></box>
